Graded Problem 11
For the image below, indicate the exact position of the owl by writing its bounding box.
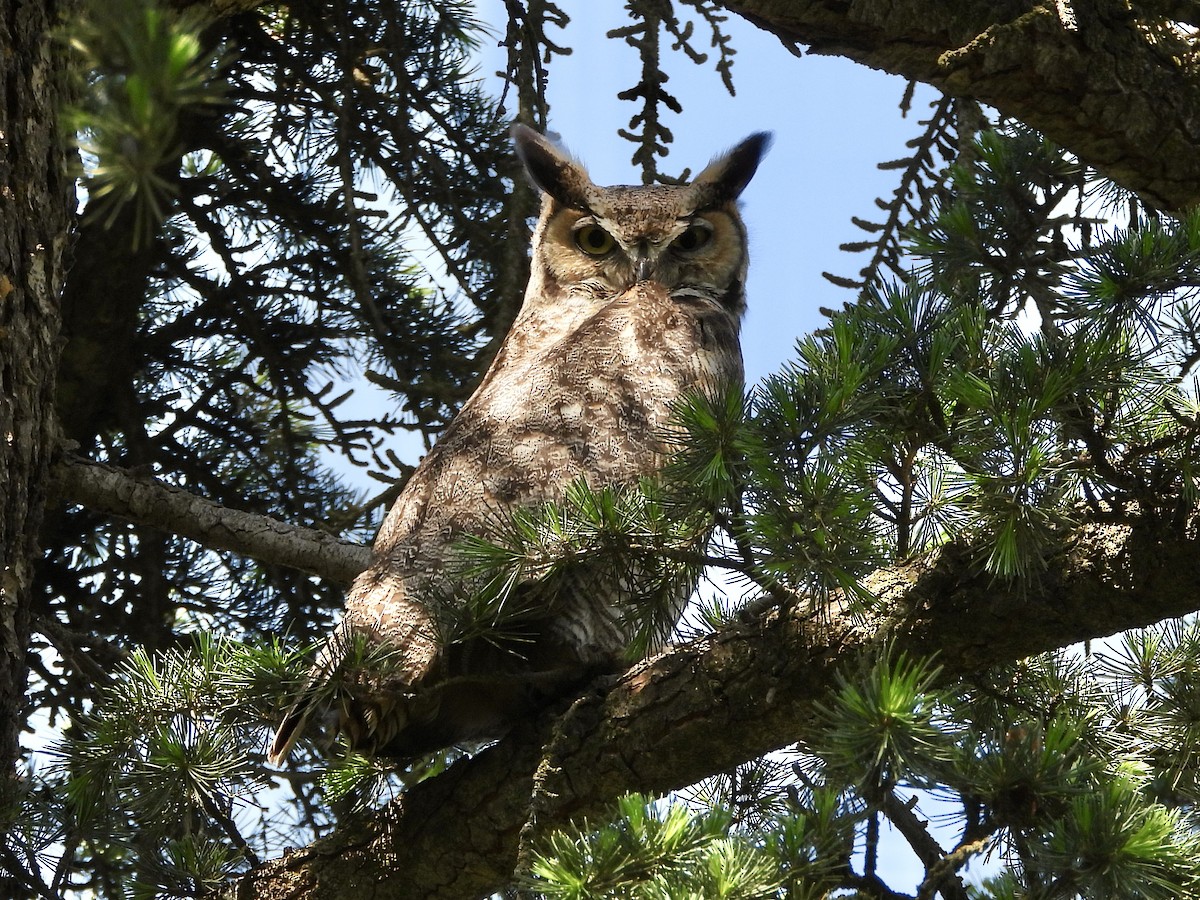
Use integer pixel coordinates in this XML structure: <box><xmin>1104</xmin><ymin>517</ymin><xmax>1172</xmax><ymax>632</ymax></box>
<box><xmin>269</xmin><ymin>125</ymin><xmax>770</xmax><ymax>765</ymax></box>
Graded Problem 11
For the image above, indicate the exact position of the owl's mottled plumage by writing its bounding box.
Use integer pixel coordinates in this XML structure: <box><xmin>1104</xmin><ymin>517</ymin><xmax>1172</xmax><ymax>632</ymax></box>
<box><xmin>269</xmin><ymin>126</ymin><xmax>769</xmax><ymax>765</ymax></box>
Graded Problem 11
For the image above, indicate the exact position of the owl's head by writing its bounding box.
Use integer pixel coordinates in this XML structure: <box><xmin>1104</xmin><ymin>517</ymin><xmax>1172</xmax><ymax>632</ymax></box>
<box><xmin>513</xmin><ymin>125</ymin><xmax>770</xmax><ymax>317</ymax></box>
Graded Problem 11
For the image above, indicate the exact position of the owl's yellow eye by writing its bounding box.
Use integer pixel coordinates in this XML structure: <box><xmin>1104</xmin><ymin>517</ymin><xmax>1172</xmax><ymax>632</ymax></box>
<box><xmin>574</xmin><ymin>224</ymin><xmax>616</xmax><ymax>256</ymax></box>
<box><xmin>673</xmin><ymin>222</ymin><xmax>713</xmax><ymax>253</ymax></box>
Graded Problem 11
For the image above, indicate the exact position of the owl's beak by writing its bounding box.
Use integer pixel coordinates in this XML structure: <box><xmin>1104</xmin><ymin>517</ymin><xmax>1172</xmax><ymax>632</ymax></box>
<box><xmin>633</xmin><ymin>254</ymin><xmax>655</xmax><ymax>283</ymax></box>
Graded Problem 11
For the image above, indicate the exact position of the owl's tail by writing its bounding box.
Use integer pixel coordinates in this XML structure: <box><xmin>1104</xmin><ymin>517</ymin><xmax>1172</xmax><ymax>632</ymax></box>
<box><xmin>268</xmin><ymin>699</ymin><xmax>311</xmax><ymax>767</ymax></box>
<box><xmin>268</xmin><ymin>632</ymin><xmax>345</xmax><ymax>767</ymax></box>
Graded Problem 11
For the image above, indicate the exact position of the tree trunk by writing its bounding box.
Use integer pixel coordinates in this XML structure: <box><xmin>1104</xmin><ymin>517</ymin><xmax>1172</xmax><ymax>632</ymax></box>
<box><xmin>0</xmin><ymin>0</ymin><xmax>74</xmax><ymax>873</ymax></box>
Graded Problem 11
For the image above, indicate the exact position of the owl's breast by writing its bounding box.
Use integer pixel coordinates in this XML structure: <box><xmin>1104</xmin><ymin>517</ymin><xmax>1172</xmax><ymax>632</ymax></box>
<box><xmin>486</xmin><ymin>281</ymin><xmax>742</xmax><ymax>470</ymax></box>
<box><xmin>368</xmin><ymin>282</ymin><xmax>741</xmax><ymax>568</ymax></box>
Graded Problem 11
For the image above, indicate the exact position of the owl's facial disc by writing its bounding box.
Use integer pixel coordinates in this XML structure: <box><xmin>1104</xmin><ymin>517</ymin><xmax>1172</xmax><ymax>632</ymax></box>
<box><xmin>556</xmin><ymin>208</ymin><xmax>730</xmax><ymax>289</ymax></box>
<box><xmin>536</xmin><ymin>181</ymin><xmax>751</xmax><ymax>307</ymax></box>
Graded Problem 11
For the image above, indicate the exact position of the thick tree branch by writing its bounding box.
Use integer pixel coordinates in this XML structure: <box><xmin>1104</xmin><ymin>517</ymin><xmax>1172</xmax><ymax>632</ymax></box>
<box><xmin>728</xmin><ymin>0</ymin><xmax>1200</xmax><ymax>212</ymax></box>
<box><xmin>51</xmin><ymin>455</ymin><xmax>371</xmax><ymax>586</ymax></box>
<box><xmin>225</xmin><ymin>519</ymin><xmax>1200</xmax><ymax>899</ymax></box>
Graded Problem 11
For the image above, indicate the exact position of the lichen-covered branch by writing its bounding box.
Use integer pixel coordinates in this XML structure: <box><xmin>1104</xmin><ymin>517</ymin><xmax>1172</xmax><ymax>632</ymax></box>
<box><xmin>224</xmin><ymin>518</ymin><xmax>1200</xmax><ymax>899</ymax></box>
<box><xmin>52</xmin><ymin>455</ymin><xmax>371</xmax><ymax>586</ymax></box>
<box><xmin>727</xmin><ymin>0</ymin><xmax>1200</xmax><ymax>212</ymax></box>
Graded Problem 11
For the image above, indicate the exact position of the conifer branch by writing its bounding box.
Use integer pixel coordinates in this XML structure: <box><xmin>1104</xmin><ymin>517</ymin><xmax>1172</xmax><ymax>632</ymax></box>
<box><xmin>611</xmin><ymin>2</ymin><xmax>680</xmax><ymax>183</ymax></box>
<box><xmin>51</xmin><ymin>455</ymin><xmax>371</xmax><ymax>586</ymax></box>
<box><xmin>824</xmin><ymin>92</ymin><xmax>958</xmax><ymax>291</ymax></box>
<box><xmin>225</xmin><ymin>517</ymin><xmax>1200</xmax><ymax>899</ymax></box>
<box><xmin>610</xmin><ymin>0</ymin><xmax>738</xmax><ymax>183</ymax></box>
<box><xmin>876</xmin><ymin>787</ymin><xmax>968</xmax><ymax>900</ymax></box>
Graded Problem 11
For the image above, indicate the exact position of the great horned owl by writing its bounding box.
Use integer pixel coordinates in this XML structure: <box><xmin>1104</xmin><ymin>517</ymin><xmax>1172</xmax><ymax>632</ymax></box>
<box><xmin>269</xmin><ymin>125</ymin><xmax>769</xmax><ymax>765</ymax></box>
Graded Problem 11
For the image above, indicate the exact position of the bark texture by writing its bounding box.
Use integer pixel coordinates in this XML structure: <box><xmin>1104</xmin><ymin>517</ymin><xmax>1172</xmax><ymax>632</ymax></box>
<box><xmin>52</xmin><ymin>456</ymin><xmax>372</xmax><ymax>586</ymax></box>
<box><xmin>226</xmin><ymin>519</ymin><xmax>1200</xmax><ymax>899</ymax></box>
<box><xmin>729</xmin><ymin>0</ymin><xmax>1200</xmax><ymax>212</ymax></box>
<box><xmin>0</xmin><ymin>0</ymin><xmax>73</xmax><ymax>866</ymax></box>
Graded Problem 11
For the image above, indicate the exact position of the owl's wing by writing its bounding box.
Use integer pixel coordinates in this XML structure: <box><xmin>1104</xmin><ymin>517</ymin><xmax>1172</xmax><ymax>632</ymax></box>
<box><xmin>272</xmin><ymin>539</ymin><xmax>635</xmax><ymax>763</ymax></box>
<box><xmin>268</xmin><ymin>569</ymin><xmax>442</xmax><ymax>765</ymax></box>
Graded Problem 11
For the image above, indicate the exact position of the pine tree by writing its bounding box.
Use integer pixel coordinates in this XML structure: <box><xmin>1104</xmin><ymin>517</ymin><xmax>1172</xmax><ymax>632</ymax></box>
<box><xmin>4</xmin><ymin>1</ymin><xmax>1200</xmax><ymax>899</ymax></box>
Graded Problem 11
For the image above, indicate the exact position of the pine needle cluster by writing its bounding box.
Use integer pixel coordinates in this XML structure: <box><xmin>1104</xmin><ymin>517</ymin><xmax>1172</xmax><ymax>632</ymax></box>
<box><xmin>25</xmin><ymin>637</ymin><xmax>300</xmax><ymax>895</ymax></box>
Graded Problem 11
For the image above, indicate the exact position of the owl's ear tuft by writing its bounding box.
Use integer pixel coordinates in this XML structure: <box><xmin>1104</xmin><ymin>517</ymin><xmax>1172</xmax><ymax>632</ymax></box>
<box><xmin>511</xmin><ymin>124</ymin><xmax>596</xmax><ymax>212</ymax></box>
<box><xmin>690</xmin><ymin>131</ymin><xmax>772</xmax><ymax>207</ymax></box>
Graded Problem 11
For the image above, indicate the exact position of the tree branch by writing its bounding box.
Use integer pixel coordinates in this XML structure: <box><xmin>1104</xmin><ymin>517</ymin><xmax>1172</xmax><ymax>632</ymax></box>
<box><xmin>51</xmin><ymin>455</ymin><xmax>371</xmax><ymax>586</ymax></box>
<box><xmin>225</xmin><ymin>518</ymin><xmax>1200</xmax><ymax>899</ymax></box>
<box><xmin>875</xmin><ymin>787</ymin><xmax>967</xmax><ymax>900</ymax></box>
<box><xmin>727</xmin><ymin>0</ymin><xmax>1200</xmax><ymax>212</ymax></box>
